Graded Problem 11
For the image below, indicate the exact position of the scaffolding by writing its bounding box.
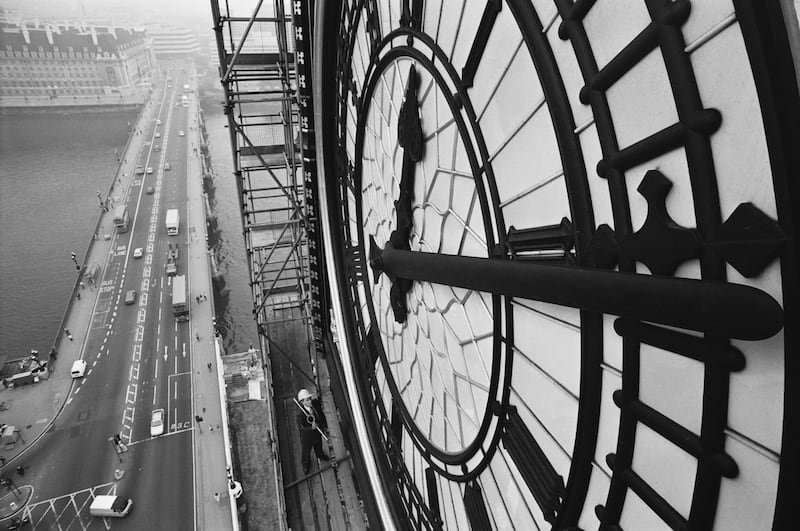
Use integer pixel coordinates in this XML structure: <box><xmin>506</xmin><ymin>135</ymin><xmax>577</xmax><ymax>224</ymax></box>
<box><xmin>209</xmin><ymin>0</ymin><xmax>310</xmax><ymax>328</ymax></box>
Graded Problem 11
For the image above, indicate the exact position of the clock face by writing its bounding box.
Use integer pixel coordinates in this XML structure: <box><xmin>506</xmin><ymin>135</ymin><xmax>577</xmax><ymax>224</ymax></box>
<box><xmin>313</xmin><ymin>1</ymin><xmax>797</xmax><ymax>530</ymax></box>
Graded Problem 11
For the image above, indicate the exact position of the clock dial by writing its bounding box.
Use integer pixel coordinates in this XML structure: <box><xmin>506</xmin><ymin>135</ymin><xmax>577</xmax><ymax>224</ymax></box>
<box><xmin>313</xmin><ymin>1</ymin><xmax>797</xmax><ymax>530</ymax></box>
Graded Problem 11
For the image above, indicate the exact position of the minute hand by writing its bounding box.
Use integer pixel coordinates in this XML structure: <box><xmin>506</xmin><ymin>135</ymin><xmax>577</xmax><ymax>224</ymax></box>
<box><xmin>369</xmin><ymin>242</ymin><xmax>783</xmax><ymax>341</ymax></box>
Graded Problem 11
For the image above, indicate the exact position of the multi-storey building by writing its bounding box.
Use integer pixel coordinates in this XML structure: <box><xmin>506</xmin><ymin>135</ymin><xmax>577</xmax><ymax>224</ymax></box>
<box><xmin>146</xmin><ymin>25</ymin><xmax>201</xmax><ymax>60</ymax></box>
<box><xmin>0</xmin><ymin>21</ymin><xmax>153</xmax><ymax>101</ymax></box>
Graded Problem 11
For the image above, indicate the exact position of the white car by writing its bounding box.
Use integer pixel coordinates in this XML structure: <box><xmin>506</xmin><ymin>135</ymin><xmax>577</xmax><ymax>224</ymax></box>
<box><xmin>155</xmin><ymin>132</ymin><xmax>161</xmax><ymax>138</ymax></box>
<box><xmin>71</xmin><ymin>359</ymin><xmax>87</xmax><ymax>379</ymax></box>
<box><xmin>150</xmin><ymin>409</ymin><xmax>164</xmax><ymax>437</ymax></box>
<box><xmin>178</xmin><ymin>130</ymin><xmax>185</xmax><ymax>137</ymax></box>
<box><xmin>133</xmin><ymin>247</ymin><xmax>143</xmax><ymax>259</ymax></box>
<box><xmin>156</xmin><ymin>119</ymin><xmax>162</xmax><ymax>125</ymax></box>
<box><xmin>146</xmin><ymin>167</ymin><xmax>153</xmax><ymax>174</ymax></box>
<box><xmin>164</xmin><ymin>163</ymin><xmax>171</xmax><ymax>171</ymax></box>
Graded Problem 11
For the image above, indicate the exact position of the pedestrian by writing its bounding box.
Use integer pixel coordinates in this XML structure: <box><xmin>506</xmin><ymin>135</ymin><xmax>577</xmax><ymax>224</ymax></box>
<box><xmin>64</xmin><ymin>328</ymin><xmax>73</xmax><ymax>341</ymax></box>
<box><xmin>76</xmin><ymin>292</ymin><xmax>81</xmax><ymax>300</ymax></box>
<box><xmin>295</xmin><ymin>388</ymin><xmax>330</xmax><ymax>474</ymax></box>
<box><xmin>15</xmin><ymin>466</ymin><xmax>24</xmax><ymax>476</ymax></box>
<box><xmin>0</xmin><ymin>456</ymin><xmax>6</xmax><ymax>466</ymax></box>
<box><xmin>196</xmin><ymin>332</ymin><xmax>200</xmax><ymax>342</ymax></box>
<box><xmin>213</xmin><ymin>492</ymin><xmax>220</xmax><ymax>503</ymax></box>
<box><xmin>207</xmin><ymin>362</ymin><xmax>212</xmax><ymax>371</ymax></box>
<box><xmin>79</xmin><ymin>281</ymin><xmax>85</xmax><ymax>290</ymax></box>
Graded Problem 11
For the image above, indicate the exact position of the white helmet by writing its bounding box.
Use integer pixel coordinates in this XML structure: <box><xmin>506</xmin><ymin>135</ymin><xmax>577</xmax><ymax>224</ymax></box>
<box><xmin>297</xmin><ymin>388</ymin><xmax>313</xmax><ymax>401</ymax></box>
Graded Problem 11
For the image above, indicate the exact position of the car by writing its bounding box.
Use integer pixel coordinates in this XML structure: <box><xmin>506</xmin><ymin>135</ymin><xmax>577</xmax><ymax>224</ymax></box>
<box><xmin>155</xmin><ymin>132</ymin><xmax>161</xmax><ymax>138</ymax></box>
<box><xmin>150</xmin><ymin>409</ymin><xmax>164</xmax><ymax>437</ymax></box>
<box><xmin>124</xmin><ymin>290</ymin><xmax>137</xmax><ymax>305</ymax></box>
<box><xmin>154</xmin><ymin>145</ymin><xmax>160</xmax><ymax>152</ymax></box>
<box><xmin>71</xmin><ymin>359</ymin><xmax>87</xmax><ymax>379</ymax></box>
<box><xmin>146</xmin><ymin>167</ymin><xmax>153</xmax><ymax>174</ymax></box>
<box><xmin>178</xmin><ymin>130</ymin><xmax>185</xmax><ymax>137</ymax></box>
<box><xmin>135</xmin><ymin>166</ymin><xmax>145</xmax><ymax>175</ymax></box>
<box><xmin>146</xmin><ymin>186</ymin><xmax>155</xmax><ymax>195</ymax></box>
<box><xmin>156</xmin><ymin>119</ymin><xmax>162</xmax><ymax>125</ymax></box>
<box><xmin>164</xmin><ymin>163</ymin><xmax>170</xmax><ymax>171</ymax></box>
<box><xmin>133</xmin><ymin>247</ymin><xmax>143</xmax><ymax>259</ymax></box>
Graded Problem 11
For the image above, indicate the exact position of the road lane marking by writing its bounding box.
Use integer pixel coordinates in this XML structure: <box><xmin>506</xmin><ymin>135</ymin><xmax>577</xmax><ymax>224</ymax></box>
<box><xmin>174</xmin><ymin>356</ymin><xmax>178</xmax><ymax>373</ymax></box>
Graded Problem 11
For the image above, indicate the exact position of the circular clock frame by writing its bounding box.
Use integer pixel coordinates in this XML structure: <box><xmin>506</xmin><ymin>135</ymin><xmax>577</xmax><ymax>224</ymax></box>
<box><xmin>353</xmin><ymin>45</ymin><xmax>512</xmax><ymax>473</ymax></box>
<box><xmin>313</xmin><ymin>1</ymin><xmax>799</xmax><ymax>530</ymax></box>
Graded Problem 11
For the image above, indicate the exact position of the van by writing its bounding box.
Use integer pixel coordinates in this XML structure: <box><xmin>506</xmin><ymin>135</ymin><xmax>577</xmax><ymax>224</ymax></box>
<box><xmin>71</xmin><ymin>359</ymin><xmax>87</xmax><ymax>379</ymax></box>
<box><xmin>89</xmin><ymin>495</ymin><xmax>133</xmax><ymax>518</ymax></box>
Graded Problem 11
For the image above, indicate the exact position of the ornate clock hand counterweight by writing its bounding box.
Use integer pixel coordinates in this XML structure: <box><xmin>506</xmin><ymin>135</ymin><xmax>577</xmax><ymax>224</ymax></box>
<box><xmin>368</xmin><ymin>238</ymin><xmax>783</xmax><ymax>341</ymax></box>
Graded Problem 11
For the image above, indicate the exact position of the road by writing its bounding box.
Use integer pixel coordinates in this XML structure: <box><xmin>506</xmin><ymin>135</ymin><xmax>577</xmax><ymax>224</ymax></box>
<box><xmin>14</xmin><ymin>69</ymin><xmax>199</xmax><ymax>530</ymax></box>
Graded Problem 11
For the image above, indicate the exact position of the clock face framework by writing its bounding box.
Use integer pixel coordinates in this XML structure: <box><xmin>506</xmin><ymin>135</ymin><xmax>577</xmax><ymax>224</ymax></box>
<box><xmin>313</xmin><ymin>1</ymin><xmax>798</xmax><ymax>530</ymax></box>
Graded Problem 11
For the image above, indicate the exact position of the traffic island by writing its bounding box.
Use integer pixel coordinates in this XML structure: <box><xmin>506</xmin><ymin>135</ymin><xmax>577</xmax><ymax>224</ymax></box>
<box><xmin>0</xmin><ymin>483</ymin><xmax>33</xmax><ymax>526</ymax></box>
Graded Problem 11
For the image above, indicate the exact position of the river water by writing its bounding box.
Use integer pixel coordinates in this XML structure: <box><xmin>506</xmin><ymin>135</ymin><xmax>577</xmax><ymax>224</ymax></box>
<box><xmin>0</xmin><ymin>105</ymin><xmax>257</xmax><ymax>361</ymax></box>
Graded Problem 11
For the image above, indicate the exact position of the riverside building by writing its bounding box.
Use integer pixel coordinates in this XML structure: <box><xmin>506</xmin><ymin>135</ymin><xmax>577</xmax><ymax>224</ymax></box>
<box><xmin>0</xmin><ymin>20</ymin><xmax>154</xmax><ymax>108</ymax></box>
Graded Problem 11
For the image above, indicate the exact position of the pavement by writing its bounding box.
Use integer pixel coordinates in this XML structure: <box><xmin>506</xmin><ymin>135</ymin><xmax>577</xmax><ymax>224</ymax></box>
<box><xmin>0</xmin><ymin>74</ymin><xmax>236</xmax><ymax>529</ymax></box>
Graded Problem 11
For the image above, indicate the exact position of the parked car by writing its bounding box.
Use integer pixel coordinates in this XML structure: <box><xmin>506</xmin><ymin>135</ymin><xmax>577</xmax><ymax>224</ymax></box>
<box><xmin>150</xmin><ymin>409</ymin><xmax>164</xmax><ymax>437</ymax></box>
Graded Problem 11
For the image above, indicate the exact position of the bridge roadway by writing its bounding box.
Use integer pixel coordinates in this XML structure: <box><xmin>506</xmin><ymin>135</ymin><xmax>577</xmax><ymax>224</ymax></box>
<box><xmin>0</xmin><ymin>68</ymin><xmax>234</xmax><ymax>530</ymax></box>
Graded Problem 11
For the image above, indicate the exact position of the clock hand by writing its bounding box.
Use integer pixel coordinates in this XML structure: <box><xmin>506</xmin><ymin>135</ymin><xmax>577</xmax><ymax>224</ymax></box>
<box><xmin>368</xmin><ymin>238</ymin><xmax>783</xmax><ymax>341</ymax></box>
<box><xmin>387</xmin><ymin>64</ymin><xmax>424</xmax><ymax>322</ymax></box>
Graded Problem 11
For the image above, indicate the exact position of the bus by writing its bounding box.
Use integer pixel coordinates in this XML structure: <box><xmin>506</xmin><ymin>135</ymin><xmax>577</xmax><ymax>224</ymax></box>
<box><xmin>172</xmin><ymin>275</ymin><xmax>189</xmax><ymax>322</ymax></box>
<box><xmin>112</xmin><ymin>206</ymin><xmax>130</xmax><ymax>233</ymax></box>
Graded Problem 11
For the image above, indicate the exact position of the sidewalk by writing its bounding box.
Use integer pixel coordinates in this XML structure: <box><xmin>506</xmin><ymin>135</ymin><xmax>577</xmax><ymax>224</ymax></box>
<box><xmin>184</xmin><ymin>88</ymin><xmax>237</xmax><ymax>530</ymax></box>
<box><xmin>0</xmin><ymin>89</ymin><xmax>159</xmax><ymax>474</ymax></box>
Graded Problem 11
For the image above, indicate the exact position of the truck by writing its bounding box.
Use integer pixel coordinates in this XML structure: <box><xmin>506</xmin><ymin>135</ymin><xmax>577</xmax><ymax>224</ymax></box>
<box><xmin>112</xmin><ymin>206</ymin><xmax>130</xmax><ymax>233</ymax></box>
<box><xmin>166</xmin><ymin>208</ymin><xmax>179</xmax><ymax>236</ymax></box>
<box><xmin>89</xmin><ymin>495</ymin><xmax>133</xmax><ymax>518</ymax></box>
<box><xmin>172</xmin><ymin>274</ymin><xmax>189</xmax><ymax>322</ymax></box>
